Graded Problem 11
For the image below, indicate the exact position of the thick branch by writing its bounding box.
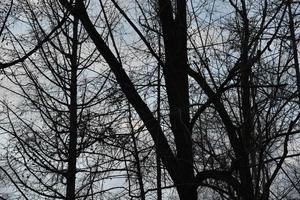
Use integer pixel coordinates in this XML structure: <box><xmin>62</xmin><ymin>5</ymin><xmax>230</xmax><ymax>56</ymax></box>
<box><xmin>59</xmin><ymin>0</ymin><xmax>180</xmax><ymax>183</ymax></box>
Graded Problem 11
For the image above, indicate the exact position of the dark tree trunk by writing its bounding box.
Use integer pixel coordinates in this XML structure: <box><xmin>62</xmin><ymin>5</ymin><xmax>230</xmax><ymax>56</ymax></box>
<box><xmin>66</xmin><ymin>16</ymin><xmax>79</xmax><ymax>200</ymax></box>
<box><xmin>177</xmin><ymin>185</ymin><xmax>198</xmax><ymax>200</ymax></box>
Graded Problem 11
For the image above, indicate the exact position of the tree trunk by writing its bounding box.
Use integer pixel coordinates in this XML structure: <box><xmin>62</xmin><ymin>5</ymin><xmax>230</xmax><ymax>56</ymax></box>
<box><xmin>177</xmin><ymin>185</ymin><xmax>198</xmax><ymax>200</ymax></box>
<box><xmin>66</xmin><ymin>16</ymin><xmax>79</xmax><ymax>200</ymax></box>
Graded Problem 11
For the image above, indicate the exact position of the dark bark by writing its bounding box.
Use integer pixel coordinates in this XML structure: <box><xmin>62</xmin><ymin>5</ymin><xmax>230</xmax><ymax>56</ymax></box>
<box><xmin>66</xmin><ymin>16</ymin><xmax>79</xmax><ymax>200</ymax></box>
<box><xmin>231</xmin><ymin>2</ymin><xmax>255</xmax><ymax>199</ymax></box>
<box><xmin>288</xmin><ymin>0</ymin><xmax>300</xmax><ymax>102</ymax></box>
<box><xmin>158</xmin><ymin>0</ymin><xmax>196</xmax><ymax>198</ymax></box>
<box><xmin>156</xmin><ymin>33</ymin><xmax>162</xmax><ymax>200</ymax></box>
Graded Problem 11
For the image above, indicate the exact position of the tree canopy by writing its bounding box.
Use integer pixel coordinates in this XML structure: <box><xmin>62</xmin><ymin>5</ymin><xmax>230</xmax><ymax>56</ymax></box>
<box><xmin>0</xmin><ymin>0</ymin><xmax>300</xmax><ymax>199</ymax></box>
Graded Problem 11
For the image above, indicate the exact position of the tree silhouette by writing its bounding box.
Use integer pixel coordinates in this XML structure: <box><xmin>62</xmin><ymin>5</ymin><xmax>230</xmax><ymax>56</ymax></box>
<box><xmin>0</xmin><ymin>0</ymin><xmax>300</xmax><ymax>199</ymax></box>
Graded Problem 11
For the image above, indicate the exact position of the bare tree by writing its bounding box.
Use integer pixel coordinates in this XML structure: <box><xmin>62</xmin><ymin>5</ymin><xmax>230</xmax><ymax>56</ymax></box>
<box><xmin>57</xmin><ymin>0</ymin><xmax>300</xmax><ymax>199</ymax></box>
<box><xmin>0</xmin><ymin>0</ymin><xmax>300</xmax><ymax>199</ymax></box>
<box><xmin>0</xmin><ymin>1</ymin><xmax>124</xmax><ymax>199</ymax></box>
